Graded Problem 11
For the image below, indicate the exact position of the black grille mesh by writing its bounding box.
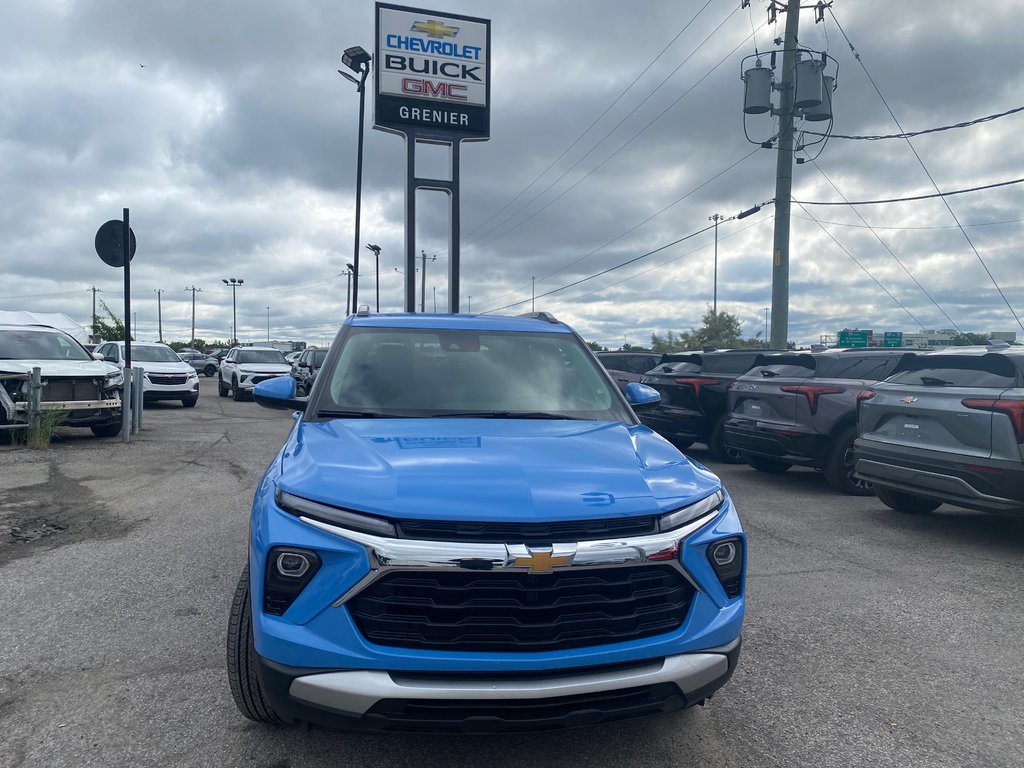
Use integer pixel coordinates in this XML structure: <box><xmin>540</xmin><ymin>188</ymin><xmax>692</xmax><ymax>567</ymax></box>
<box><xmin>348</xmin><ymin>565</ymin><xmax>693</xmax><ymax>653</ymax></box>
<box><xmin>395</xmin><ymin>516</ymin><xmax>658</xmax><ymax>543</ymax></box>
<box><xmin>43</xmin><ymin>378</ymin><xmax>102</xmax><ymax>402</ymax></box>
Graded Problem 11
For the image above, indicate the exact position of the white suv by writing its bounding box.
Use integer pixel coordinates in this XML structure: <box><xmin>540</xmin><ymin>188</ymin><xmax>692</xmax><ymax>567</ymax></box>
<box><xmin>218</xmin><ymin>346</ymin><xmax>291</xmax><ymax>401</ymax></box>
<box><xmin>0</xmin><ymin>324</ymin><xmax>123</xmax><ymax>437</ymax></box>
<box><xmin>96</xmin><ymin>341</ymin><xmax>200</xmax><ymax>407</ymax></box>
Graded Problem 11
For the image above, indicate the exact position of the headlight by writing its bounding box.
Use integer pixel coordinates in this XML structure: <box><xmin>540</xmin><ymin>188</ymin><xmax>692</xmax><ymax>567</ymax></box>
<box><xmin>658</xmin><ymin>489</ymin><xmax>724</xmax><ymax>531</ymax></box>
<box><xmin>276</xmin><ymin>488</ymin><xmax>397</xmax><ymax>537</ymax></box>
<box><xmin>104</xmin><ymin>371</ymin><xmax>124</xmax><ymax>388</ymax></box>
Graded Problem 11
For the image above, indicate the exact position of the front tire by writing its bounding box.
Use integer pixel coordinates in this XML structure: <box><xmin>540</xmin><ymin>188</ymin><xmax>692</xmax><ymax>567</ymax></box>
<box><xmin>825</xmin><ymin>426</ymin><xmax>873</xmax><ymax>496</ymax></box>
<box><xmin>204</xmin><ymin>365</ymin><xmax>216</xmax><ymax>377</ymax></box>
<box><xmin>226</xmin><ymin>565</ymin><xmax>289</xmax><ymax>725</ymax></box>
<box><xmin>91</xmin><ymin>421</ymin><xmax>122</xmax><ymax>438</ymax></box>
<box><xmin>218</xmin><ymin>376</ymin><xmax>229</xmax><ymax>397</ymax></box>
<box><xmin>232</xmin><ymin>377</ymin><xmax>244</xmax><ymax>401</ymax></box>
<box><xmin>743</xmin><ymin>452</ymin><xmax>792</xmax><ymax>473</ymax></box>
<box><xmin>182</xmin><ymin>396</ymin><xmax>198</xmax><ymax>408</ymax></box>
<box><xmin>876</xmin><ymin>486</ymin><xmax>941</xmax><ymax>514</ymax></box>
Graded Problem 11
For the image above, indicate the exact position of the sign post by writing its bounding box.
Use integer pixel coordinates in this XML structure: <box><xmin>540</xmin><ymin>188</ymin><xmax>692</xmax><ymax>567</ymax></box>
<box><xmin>374</xmin><ymin>2</ymin><xmax>491</xmax><ymax>312</ymax></box>
<box><xmin>95</xmin><ymin>210</ymin><xmax>137</xmax><ymax>441</ymax></box>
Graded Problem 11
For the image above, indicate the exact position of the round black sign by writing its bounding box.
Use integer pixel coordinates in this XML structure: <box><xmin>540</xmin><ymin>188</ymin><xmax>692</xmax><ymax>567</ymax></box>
<box><xmin>95</xmin><ymin>220</ymin><xmax>137</xmax><ymax>268</ymax></box>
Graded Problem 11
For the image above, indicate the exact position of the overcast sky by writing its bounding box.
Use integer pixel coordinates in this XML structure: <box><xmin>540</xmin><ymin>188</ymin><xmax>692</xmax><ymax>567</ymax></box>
<box><xmin>3</xmin><ymin>0</ymin><xmax>1023</xmax><ymax>348</ymax></box>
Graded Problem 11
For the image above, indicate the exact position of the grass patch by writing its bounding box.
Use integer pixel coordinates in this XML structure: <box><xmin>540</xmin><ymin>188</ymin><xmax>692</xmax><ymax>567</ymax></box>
<box><xmin>14</xmin><ymin>408</ymin><xmax>69</xmax><ymax>449</ymax></box>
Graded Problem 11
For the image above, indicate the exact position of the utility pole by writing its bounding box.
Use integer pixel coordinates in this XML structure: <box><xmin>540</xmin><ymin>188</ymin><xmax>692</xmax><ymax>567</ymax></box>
<box><xmin>419</xmin><ymin>251</ymin><xmax>435</xmax><ymax>313</ymax></box>
<box><xmin>763</xmin><ymin>306</ymin><xmax>770</xmax><ymax>347</ymax></box>
<box><xmin>185</xmin><ymin>286</ymin><xmax>201</xmax><ymax>348</ymax></box>
<box><xmin>88</xmin><ymin>286</ymin><xmax>102</xmax><ymax>340</ymax></box>
<box><xmin>708</xmin><ymin>214</ymin><xmax>722</xmax><ymax>316</ymax></box>
<box><xmin>266</xmin><ymin>306</ymin><xmax>271</xmax><ymax>342</ymax></box>
<box><xmin>154</xmin><ymin>289</ymin><xmax>164</xmax><ymax>343</ymax></box>
<box><xmin>770</xmin><ymin>0</ymin><xmax>801</xmax><ymax>350</ymax></box>
<box><xmin>344</xmin><ymin>264</ymin><xmax>355</xmax><ymax>315</ymax></box>
<box><xmin>531</xmin><ymin>276</ymin><xmax>536</xmax><ymax>313</ymax></box>
<box><xmin>467</xmin><ymin>295</ymin><xmax>472</xmax><ymax>313</ymax></box>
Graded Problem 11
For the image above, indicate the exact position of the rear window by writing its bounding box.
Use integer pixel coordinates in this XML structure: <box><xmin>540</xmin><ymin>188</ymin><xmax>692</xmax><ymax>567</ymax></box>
<box><xmin>648</xmin><ymin>361</ymin><xmax>701</xmax><ymax>375</ymax></box>
<box><xmin>701</xmin><ymin>354</ymin><xmax>761</xmax><ymax>374</ymax></box>
<box><xmin>744</xmin><ymin>364</ymin><xmax>814</xmax><ymax>379</ymax></box>
<box><xmin>822</xmin><ymin>355</ymin><xmax>903</xmax><ymax>381</ymax></box>
<box><xmin>886</xmin><ymin>354</ymin><xmax>1018</xmax><ymax>388</ymax></box>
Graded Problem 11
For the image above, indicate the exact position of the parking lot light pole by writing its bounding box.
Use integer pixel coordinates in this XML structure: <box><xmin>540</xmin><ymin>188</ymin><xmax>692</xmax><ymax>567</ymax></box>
<box><xmin>365</xmin><ymin>243</ymin><xmax>381</xmax><ymax>312</ymax></box>
<box><xmin>345</xmin><ymin>263</ymin><xmax>356</xmax><ymax>315</ymax></box>
<box><xmin>266</xmin><ymin>306</ymin><xmax>270</xmax><ymax>342</ymax></box>
<box><xmin>340</xmin><ymin>46</ymin><xmax>372</xmax><ymax>314</ymax></box>
<box><xmin>709</xmin><ymin>213</ymin><xmax>723</xmax><ymax>316</ymax></box>
<box><xmin>222</xmin><ymin>278</ymin><xmax>243</xmax><ymax>345</ymax></box>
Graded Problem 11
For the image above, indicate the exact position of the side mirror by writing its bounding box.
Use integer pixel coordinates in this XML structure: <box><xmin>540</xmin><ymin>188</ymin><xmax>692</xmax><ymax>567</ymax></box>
<box><xmin>252</xmin><ymin>375</ymin><xmax>306</xmax><ymax>412</ymax></box>
<box><xmin>298</xmin><ymin>361</ymin><xmax>310</xmax><ymax>368</ymax></box>
<box><xmin>104</xmin><ymin>354</ymin><xmax>119</xmax><ymax>364</ymax></box>
<box><xmin>92</xmin><ymin>352</ymin><xmax>105</xmax><ymax>361</ymax></box>
<box><xmin>625</xmin><ymin>382</ymin><xmax>660</xmax><ymax>410</ymax></box>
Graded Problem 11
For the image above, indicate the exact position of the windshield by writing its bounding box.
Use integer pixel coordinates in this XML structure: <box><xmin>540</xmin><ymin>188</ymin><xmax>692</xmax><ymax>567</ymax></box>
<box><xmin>0</xmin><ymin>329</ymin><xmax>91</xmax><ymax>361</ymax></box>
<box><xmin>316</xmin><ymin>328</ymin><xmax>631</xmax><ymax>421</ymax></box>
<box><xmin>238</xmin><ymin>350</ymin><xmax>287</xmax><ymax>364</ymax></box>
<box><xmin>126</xmin><ymin>345</ymin><xmax>185</xmax><ymax>363</ymax></box>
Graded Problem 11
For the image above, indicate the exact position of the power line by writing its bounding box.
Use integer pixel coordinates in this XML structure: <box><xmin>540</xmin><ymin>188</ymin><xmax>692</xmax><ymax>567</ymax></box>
<box><xmin>463</xmin><ymin>8</ymin><xmax>749</xmax><ymax>259</ymax></box>
<box><xmin>461</xmin><ymin>0</ymin><xmax>717</xmax><ymax>244</ymax></box>
<box><xmin>829</xmin><ymin>5</ymin><xmax>1023</xmax><ymax>331</ymax></box>
<box><xmin>795</xmin><ymin>202</ymin><xmax>925</xmax><ymax>328</ymax></box>
<box><xmin>790</xmin><ymin>215</ymin><xmax>1024</xmax><ymax>230</ymax></box>
<box><xmin>793</xmin><ymin>176</ymin><xmax>1024</xmax><ymax>206</ymax></box>
<box><xmin>809</xmin><ymin>161</ymin><xmax>961</xmax><ymax>332</ymax></box>
<box><xmin>806</xmin><ymin>104</ymin><xmax>1024</xmax><ymax>140</ymax></box>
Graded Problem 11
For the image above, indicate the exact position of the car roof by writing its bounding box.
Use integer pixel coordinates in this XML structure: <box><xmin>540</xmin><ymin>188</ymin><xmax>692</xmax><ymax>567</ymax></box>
<box><xmin>113</xmin><ymin>340</ymin><xmax>171</xmax><ymax>347</ymax></box>
<box><xmin>345</xmin><ymin>312</ymin><xmax>574</xmax><ymax>334</ymax></box>
<box><xmin>0</xmin><ymin>323</ymin><xmax>67</xmax><ymax>334</ymax></box>
<box><xmin>235</xmin><ymin>346</ymin><xmax>283</xmax><ymax>351</ymax></box>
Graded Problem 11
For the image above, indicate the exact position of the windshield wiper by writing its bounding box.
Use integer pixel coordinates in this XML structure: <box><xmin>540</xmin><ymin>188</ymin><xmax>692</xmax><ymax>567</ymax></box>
<box><xmin>432</xmin><ymin>411</ymin><xmax>575</xmax><ymax>420</ymax></box>
<box><xmin>920</xmin><ymin>376</ymin><xmax>952</xmax><ymax>386</ymax></box>
<box><xmin>316</xmin><ymin>409</ymin><xmax>389</xmax><ymax>418</ymax></box>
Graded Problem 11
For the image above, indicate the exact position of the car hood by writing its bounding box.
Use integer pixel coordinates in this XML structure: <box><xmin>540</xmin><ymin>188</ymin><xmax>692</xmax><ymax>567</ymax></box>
<box><xmin>238</xmin><ymin>364</ymin><xmax>292</xmax><ymax>374</ymax></box>
<box><xmin>140</xmin><ymin>362</ymin><xmax>195</xmax><ymax>374</ymax></box>
<box><xmin>277</xmin><ymin>419</ymin><xmax>720</xmax><ymax>522</ymax></box>
<box><xmin>0</xmin><ymin>359</ymin><xmax>119</xmax><ymax>377</ymax></box>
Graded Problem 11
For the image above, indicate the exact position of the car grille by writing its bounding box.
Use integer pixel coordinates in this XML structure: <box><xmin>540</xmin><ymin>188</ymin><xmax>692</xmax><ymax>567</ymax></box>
<box><xmin>362</xmin><ymin>682</ymin><xmax>685</xmax><ymax>733</ymax></box>
<box><xmin>148</xmin><ymin>374</ymin><xmax>188</xmax><ymax>385</ymax></box>
<box><xmin>43</xmin><ymin>378</ymin><xmax>102</xmax><ymax>402</ymax></box>
<box><xmin>251</xmin><ymin>375</ymin><xmax>281</xmax><ymax>385</ymax></box>
<box><xmin>395</xmin><ymin>516</ymin><xmax>659</xmax><ymax>543</ymax></box>
<box><xmin>347</xmin><ymin>565</ymin><xmax>693</xmax><ymax>653</ymax></box>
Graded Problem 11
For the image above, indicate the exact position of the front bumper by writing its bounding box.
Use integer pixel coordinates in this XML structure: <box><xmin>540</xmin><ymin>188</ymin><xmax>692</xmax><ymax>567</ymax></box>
<box><xmin>255</xmin><ymin>639</ymin><xmax>741</xmax><ymax>732</ymax></box>
<box><xmin>639</xmin><ymin>408</ymin><xmax>714</xmax><ymax>443</ymax></box>
<box><xmin>855</xmin><ymin>440</ymin><xmax>1024</xmax><ymax>513</ymax></box>
<box><xmin>237</xmin><ymin>373</ymin><xmax>290</xmax><ymax>391</ymax></box>
<box><xmin>724</xmin><ymin>418</ymin><xmax>828</xmax><ymax>468</ymax></box>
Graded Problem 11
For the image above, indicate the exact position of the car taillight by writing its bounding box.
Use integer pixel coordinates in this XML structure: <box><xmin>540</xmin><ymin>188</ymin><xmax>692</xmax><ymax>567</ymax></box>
<box><xmin>961</xmin><ymin>399</ymin><xmax>1024</xmax><ymax>442</ymax></box>
<box><xmin>779</xmin><ymin>385</ymin><xmax>845</xmax><ymax>414</ymax></box>
<box><xmin>856</xmin><ymin>390</ymin><xmax>875</xmax><ymax>404</ymax></box>
<box><xmin>672</xmin><ymin>377</ymin><xmax>722</xmax><ymax>397</ymax></box>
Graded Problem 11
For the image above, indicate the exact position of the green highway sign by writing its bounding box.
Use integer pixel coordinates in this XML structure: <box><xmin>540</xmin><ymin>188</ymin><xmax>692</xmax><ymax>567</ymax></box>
<box><xmin>883</xmin><ymin>332</ymin><xmax>904</xmax><ymax>347</ymax></box>
<box><xmin>838</xmin><ymin>330</ymin><xmax>870</xmax><ymax>347</ymax></box>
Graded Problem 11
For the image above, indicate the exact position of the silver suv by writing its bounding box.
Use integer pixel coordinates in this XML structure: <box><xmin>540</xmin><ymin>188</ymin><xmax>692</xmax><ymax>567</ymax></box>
<box><xmin>854</xmin><ymin>345</ymin><xmax>1024</xmax><ymax>514</ymax></box>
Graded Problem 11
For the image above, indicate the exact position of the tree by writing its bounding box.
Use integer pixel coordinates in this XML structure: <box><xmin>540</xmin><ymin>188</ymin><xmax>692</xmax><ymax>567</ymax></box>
<box><xmin>950</xmin><ymin>331</ymin><xmax>989</xmax><ymax>345</ymax></box>
<box><xmin>650</xmin><ymin>307</ymin><xmax>764</xmax><ymax>352</ymax></box>
<box><xmin>585</xmin><ymin>341</ymin><xmax>607</xmax><ymax>352</ymax></box>
<box><xmin>93</xmin><ymin>300</ymin><xmax>131</xmax><ymax>342</ymax></box>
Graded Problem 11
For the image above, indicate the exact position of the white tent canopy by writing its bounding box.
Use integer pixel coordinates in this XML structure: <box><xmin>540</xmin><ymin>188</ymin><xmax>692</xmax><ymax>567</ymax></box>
<box><xmin>0</xmin><ymin>310</ymin><xmax>90</xmax><ymax>344</ymax></box>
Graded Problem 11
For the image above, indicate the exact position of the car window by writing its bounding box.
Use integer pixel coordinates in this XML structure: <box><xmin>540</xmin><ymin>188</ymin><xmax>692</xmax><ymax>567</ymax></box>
<box><xmin>0</xmin><ymin>329</ymin><xmax>92</xmax><ymax>361</ymax></box>
<box><xmin>313</xmin><ymin>349</ymin><xmax>329</xmax><ymax>366</ymax></box>
<box><xmin>886</xmin><ymin>354</ymin><xmax>1017</xmax><ymax>388</ymax></box>
<box><xmin>825</xmin><ymin>355</ymin><xmax>897</xmax><ymax>381</ymax></box>
<box><xmin>597</xmin><ymin>354</ymin><xmax>628</xmax><ymax>373</ymax></box>
<box><xmin>125</xmin><ymin>345</ymin><xmax>185</xmax><ymax>363</ymax></box>
<box><xmin>321</xmin><ymin>328</ymin><xmax>628</xmax><ymax>421</ymax></box>
<box><xmin>238</xmin><ymin>349</ymin><xmax>287</xmax><ymax>364</ymax></box>
<box><xmin>745</xmin><ymin>363</ymin><xmax>814</xmax><ymax>379</ymax></box>
<box><xmin>649</xmin><ymin>361</ymin><xmax>702</xmax><ymax>375</ymax></box>
<box><xmin>701</xmin><ymin>354</ymin><xmax>760</xmax><ymax>374</ymax></box>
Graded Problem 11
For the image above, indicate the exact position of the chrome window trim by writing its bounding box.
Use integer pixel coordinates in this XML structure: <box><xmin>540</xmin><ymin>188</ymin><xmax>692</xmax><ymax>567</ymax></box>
<box><xmin>299</xmin><ymin>505</ymin><xmax>724</xmax><ymax>608</ymax></box>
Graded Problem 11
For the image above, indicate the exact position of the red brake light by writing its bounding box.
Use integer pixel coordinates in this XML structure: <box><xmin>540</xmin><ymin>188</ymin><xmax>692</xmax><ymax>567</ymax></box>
<box><xmin>856</xmin><ymin>390</ymin><xmax>876</xmax><ymax>403</ymax></box>
<box><xmin>672</xmin><ymin>378</ymin><xmax>723</xmax><ymax>398</ymax></box>
<box><xmin>779</xmin><ymin>385</ymin><xmax>845</xmax><ymax>414</ymax></box>
<box><xmin>962</xmin><ymin>399</ymin><xmax>1024</xmax><ymax>442</ymax></box>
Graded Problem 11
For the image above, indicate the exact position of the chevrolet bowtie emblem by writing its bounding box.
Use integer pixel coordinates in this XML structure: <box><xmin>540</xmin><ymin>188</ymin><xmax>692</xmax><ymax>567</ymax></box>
<box><xmin>513</xmin><ymin>548</ymin><xmax>573</xmax><ymax>573</ymax></box>
<box><xmin>901</xmin><ymin>396</ymin><xmax>918</xmax><ymax>404</ymax></box>
<box><xmin>412</xmin><ymin>19</ymin><xmax>460</xmax><ymax>38</ymax></box>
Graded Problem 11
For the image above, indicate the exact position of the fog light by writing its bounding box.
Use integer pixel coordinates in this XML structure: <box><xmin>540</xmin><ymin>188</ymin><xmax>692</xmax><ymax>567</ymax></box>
<box><xmin>707</xmin><ymin>537</ymin><xmax>744</xmax><ymax>599</ymax></box>
<box><xmin>711</xmin><ymin>541</ymin><xmax>737</xmax><ymax>567</ymax></box>
<box><xmin>276</xmin><ymin>551</ymin><xmax>311</xmax><ymax>578</ymax></box>
<box><xmin>264</xmin><ymin>546</ymin><xmax>321</xmax><ymax>616</ymax></box>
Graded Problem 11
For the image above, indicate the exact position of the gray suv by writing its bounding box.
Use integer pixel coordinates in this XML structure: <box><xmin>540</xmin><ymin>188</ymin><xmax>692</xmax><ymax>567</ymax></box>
<box><xmin>854</xmin><ymin>345</ymin><xmax>1024</xmax><ymax>514</ymax></box>
<box><xmin>725</xmin><ymin>348</ymin><xmax>918</xmax><ymax>494</ymax></box>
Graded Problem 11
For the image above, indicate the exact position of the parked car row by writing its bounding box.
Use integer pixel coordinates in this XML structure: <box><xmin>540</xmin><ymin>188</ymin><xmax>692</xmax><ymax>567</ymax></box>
<box><xmin>597</xmin><ymin>344</ymin><xmax>1024</xmax><ymax>516</ymax></box>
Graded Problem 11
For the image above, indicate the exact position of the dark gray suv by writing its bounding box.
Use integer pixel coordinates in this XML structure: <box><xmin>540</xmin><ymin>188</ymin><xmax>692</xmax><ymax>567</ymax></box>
<box><xmin>725</xmin><ymin>348</ymin><xmax>918</xmax><ymax>494</ymax></box>
<box><xmin>854</xmin><ymin>345</ymin><xmax>1024</xmax><ymax>514</ymax></box>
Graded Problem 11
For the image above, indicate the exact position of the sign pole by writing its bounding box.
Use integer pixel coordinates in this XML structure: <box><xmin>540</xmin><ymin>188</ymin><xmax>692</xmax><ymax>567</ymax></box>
<box><xmin>122</xmin><ymin>208</ymin><xmax>132</xmax><ymax>442</ymax></box>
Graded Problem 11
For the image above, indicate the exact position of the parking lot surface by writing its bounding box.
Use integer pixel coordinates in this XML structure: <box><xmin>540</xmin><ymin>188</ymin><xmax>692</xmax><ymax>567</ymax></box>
<box><xmin>1</xmin><ymin>376</ymin><xmax>1022</xmax><ymax>767</ymax></box>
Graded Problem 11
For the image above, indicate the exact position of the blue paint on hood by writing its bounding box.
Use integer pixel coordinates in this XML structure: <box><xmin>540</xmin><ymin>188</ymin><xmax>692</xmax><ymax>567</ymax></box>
<box><xmin>276</xmin><ymin>418</ymin><xmax>720</xmax><ymax>522</ymax></box>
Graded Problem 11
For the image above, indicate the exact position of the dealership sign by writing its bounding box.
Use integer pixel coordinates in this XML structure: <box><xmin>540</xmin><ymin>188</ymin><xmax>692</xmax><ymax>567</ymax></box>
<box><xmin>374</xmin><ymin>3</ymin><xmax>490</xmax><ymax>139</ymax></box>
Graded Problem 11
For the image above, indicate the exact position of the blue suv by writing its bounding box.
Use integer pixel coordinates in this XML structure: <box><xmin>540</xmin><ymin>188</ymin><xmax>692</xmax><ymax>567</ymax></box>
<box><xmin>227</xmin><ymin>311</ymin><xmax>745</xmax><ymax>732</ymax></box>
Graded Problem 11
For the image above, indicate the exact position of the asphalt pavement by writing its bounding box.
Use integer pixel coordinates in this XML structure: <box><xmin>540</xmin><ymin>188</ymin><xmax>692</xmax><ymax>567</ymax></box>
<box><xmin>1</xmin><ymin>376</ymin><xmax>1022</xmax><ymax>767</ymax></box>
